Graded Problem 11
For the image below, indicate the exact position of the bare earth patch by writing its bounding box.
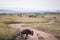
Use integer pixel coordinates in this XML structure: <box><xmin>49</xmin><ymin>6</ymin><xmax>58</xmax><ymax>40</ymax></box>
<box><xmin>9</xmin><ymin>24</ymin><xmax>57</xmax><ymax>40</ymax></box>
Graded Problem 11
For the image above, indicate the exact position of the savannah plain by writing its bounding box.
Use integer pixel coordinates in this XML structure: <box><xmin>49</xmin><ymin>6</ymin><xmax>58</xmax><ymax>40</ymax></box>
<box><xmin>0</xmin><ymin>12</ymin><xmax>60</xmax><ymax>40</ymax></box>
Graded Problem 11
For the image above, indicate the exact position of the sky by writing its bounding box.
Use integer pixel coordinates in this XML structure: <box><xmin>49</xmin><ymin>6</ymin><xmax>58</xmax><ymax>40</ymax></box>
<box><xmin>0</xmin><ymin>0</ymin><xmax>60</xmax><ymax>11</ymax></box>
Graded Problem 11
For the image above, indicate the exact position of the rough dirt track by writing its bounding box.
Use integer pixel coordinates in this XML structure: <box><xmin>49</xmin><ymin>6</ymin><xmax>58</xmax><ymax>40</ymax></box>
<box><xmin>9</xmin><ymin>24</ymin><xmax>57</xmax><ymax>40</ymax></box>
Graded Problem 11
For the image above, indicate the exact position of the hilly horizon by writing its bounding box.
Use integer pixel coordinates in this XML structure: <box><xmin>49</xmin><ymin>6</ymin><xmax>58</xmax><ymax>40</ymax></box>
<box><xmin>0</xmin><ymin>8</ymin><xmax>60</xmax><ymax>13</ymax></box>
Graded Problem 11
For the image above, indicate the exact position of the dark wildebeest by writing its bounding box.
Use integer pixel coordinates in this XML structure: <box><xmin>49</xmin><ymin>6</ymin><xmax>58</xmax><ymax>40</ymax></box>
<box><xmin>10</xmin><ymin>29</ymin><xmax>33</xmax><ymax>40</ymax></box>
<box><xmin>20</xmin><ymin>29</ymin><xmax>34</xmax><ymax>39</ymax></box>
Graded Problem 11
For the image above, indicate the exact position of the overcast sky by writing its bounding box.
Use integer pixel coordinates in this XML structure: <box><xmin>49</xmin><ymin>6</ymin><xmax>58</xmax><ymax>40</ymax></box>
<box><xmin>0</xmin><ymin>0</ymin><xmax>60</xmax><ymax>11</ymax></box>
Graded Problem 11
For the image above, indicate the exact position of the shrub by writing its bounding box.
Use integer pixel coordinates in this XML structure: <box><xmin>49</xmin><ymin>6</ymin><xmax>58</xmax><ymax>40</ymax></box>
<box><xmin>29</xmin><ymin>15</ymin><xmax>37</xmax><ymax>18</ymax></box>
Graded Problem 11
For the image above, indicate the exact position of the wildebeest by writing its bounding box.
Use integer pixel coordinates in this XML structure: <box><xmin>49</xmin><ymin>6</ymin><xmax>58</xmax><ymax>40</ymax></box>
<box><xmin>20</xmin><ymin>29</ymin><xmax>34</xmax><ymax>39</ymax></box>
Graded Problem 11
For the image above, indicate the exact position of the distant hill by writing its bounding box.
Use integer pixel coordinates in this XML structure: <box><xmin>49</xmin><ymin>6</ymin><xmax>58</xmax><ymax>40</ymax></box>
<box><xmin>0</xmin><ymin>8</ymin><xmax>60</xmax><ymax>13</ymax></box>
<box><xmin>0</xmin><ymin>8</ymin><xmax>41</xmax><ymax>13</ymax></box>
<box><xmin>0</xmin><ymin>9</ymin><xmax>16</xmax><ymax>13</ymax></box>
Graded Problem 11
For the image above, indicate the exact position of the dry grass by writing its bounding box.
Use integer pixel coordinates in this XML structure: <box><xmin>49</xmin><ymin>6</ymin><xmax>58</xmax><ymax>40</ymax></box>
<box><xmin>0</xmin><ymin>22</ymin><xmax>18</xmax><ymax>40</ymax></box>
<box><xmin>0</xmin><ymin>16</ymin><xmax>48</xmax><ymax>23</ymax></box>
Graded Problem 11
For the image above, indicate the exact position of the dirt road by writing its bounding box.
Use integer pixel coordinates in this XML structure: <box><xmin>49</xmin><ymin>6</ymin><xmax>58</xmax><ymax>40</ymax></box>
<box><xmin>9</xmin><ymin>24</ymin><xmax>57</xmax><ymax>40</ymax></box>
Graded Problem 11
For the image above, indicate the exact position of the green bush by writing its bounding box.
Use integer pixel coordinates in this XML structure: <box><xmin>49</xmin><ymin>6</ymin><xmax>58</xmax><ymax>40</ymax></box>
<box><xmin>29</xmin><ymin>15</ymin><xmax>37</xmax><ymax>18</ymax></box>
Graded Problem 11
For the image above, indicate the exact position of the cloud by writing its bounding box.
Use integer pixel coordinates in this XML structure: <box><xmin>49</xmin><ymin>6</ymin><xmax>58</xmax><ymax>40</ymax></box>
<box><xmin>0</xmin><ymin>0</ymin><xmax>60</xmax><ymax>10</ymax></box>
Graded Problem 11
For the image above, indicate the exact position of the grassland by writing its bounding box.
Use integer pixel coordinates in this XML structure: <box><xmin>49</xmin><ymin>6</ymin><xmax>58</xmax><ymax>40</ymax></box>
<box><xmin>0</xmin><ymin>22</ymin><xmax>18</xmax><ymax>40</ymax></box>
<box><xmin>0</xmin><ymin>13</ymin><xmax>60</xmax><ymax>40</ymax></box>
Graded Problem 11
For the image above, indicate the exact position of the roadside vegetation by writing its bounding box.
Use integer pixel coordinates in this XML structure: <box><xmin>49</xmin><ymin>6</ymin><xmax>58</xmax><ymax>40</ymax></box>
<box><xmin>0</xmin><ymin>22</ymin><xmax>18</xmax><ymax>40</ymax></box>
